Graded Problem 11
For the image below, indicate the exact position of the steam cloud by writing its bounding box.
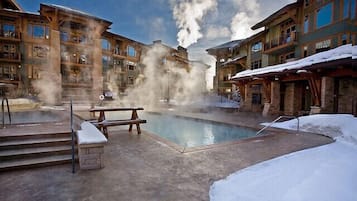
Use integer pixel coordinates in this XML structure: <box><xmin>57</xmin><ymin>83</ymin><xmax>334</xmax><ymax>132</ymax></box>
<box><xmin>230</xmin><ymin>0</ymin><xmax>261</xmax><ymax>40</ymax></box>
<box><xmin>171</xmin><ymin>0</ymin><xmax>217</xmax><ymax>48</ymax></box>
<box><xmin>119</xmin><ymin>43</ymin><xmax>207</xmax><ymax>110</ymax></box>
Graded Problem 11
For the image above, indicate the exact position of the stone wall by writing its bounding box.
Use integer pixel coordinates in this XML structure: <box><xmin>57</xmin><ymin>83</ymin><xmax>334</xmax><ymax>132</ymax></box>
<box><xmin>338</xmin><ymin>78</ymin><xmax>355</xmax><ymax>113</ymax></box>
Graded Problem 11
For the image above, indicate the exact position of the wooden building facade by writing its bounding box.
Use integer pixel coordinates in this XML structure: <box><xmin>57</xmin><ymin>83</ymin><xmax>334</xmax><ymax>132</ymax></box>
<box><xmin>0</xmin><ymin>1</ymin><xmax>189</xmax><ymax>104</ymax></box>
<box><xmin>208</xmin><ymin>0</ymin><xmax>356</xmax><ymax>116</ymax></box>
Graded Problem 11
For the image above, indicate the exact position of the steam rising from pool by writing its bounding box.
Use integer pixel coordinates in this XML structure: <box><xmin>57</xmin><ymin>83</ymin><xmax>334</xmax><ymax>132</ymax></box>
<box><xmin>119</xmin><ymin>43</ymin><xmax>207</xmax><ymax>110</ymax></box>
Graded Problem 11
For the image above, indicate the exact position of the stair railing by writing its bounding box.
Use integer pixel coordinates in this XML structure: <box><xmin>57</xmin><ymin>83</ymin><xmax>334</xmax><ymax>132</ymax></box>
<box><xmin>256</xmin><ymin>115</ymin><xmax>299</xmax><ymax>135</ymax></box>
<box><xmin>1</xmin><ymin>97</ymin><xmax>11</xmax><ymax>128</ymax></box>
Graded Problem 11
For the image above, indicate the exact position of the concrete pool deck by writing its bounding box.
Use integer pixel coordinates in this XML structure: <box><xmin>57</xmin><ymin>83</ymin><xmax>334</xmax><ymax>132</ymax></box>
<box><xmin>0</xmin><ymin>110</ymin><xmax>333</xmax><ymax>201</ymax></box>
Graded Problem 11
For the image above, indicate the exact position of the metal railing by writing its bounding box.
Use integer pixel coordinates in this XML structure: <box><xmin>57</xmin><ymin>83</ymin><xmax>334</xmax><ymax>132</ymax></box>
<box><xmin>1</xmin><ymin>97</ymin><xmax>11</xmax><ymax>128</ymax></box>
<box><xmin>256</xmin><ymin>115</ymin><xmax>299</xmax><ymax>135</ymax></box>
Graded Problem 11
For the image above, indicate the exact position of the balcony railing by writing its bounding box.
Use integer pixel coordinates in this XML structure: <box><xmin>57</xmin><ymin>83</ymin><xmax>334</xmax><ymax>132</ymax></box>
<box><xmin>0</xmin><ymin>31</ymin><xmax>20</xmax><ymax>40</ymax></box>
<box><xmin>264</xmin><ymin>32</ymin><xmax>297</xmax><ymax>52</ymax></box>
<box><xmin>0</xmin><ymin>52</ymin><xmax>20</xmax><ymax>61</ymax></box>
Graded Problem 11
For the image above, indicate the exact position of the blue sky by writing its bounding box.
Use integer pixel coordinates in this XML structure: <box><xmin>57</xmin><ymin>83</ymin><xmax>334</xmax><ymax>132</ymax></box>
<box><xmin>16</xmin><ymin>0</ymin><xmax>294</xmax><ymax>89</ymax></box>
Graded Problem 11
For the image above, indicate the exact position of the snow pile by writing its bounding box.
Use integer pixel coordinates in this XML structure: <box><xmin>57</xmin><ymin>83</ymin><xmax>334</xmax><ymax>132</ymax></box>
<box><xmin>261</xmin><ymin>114</ymin><xmax>357</xmax><ymax>144</ymax></box>
<box><xmin>210</xmin><ymin>114</ymin><xmax>357</xmax><ymax>201</ymax></box>
<box><xmin>232</xmin><ymin>44</ymin><xmax>354</xmax><ymax>79</ymax></box>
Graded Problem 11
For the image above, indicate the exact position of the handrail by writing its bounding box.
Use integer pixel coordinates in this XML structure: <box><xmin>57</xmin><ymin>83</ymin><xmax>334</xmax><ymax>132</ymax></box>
<box><xmin>256</xmin><ymin>115</ymin><xmax>299</xmax><ymax>135</ymax></box>
<box><xmin>70</xmin><ymin>99</ymin><xmax>75</xmax><ymax>173</ymax></box>
<box><xmin>1</xmin><ymin>97</ymin><xmax>11</xmax><ymax>128</ymax></box>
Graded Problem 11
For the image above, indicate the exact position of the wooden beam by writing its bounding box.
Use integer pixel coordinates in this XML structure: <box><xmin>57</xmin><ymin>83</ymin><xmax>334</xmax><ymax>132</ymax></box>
<box><xmin>308</xmin><ymin>73</ymin><xmax>321</xmax><ymax>106</ymax></box>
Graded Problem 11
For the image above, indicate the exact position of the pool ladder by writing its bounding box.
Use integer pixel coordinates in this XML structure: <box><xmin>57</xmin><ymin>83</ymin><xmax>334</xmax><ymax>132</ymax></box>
<box><xmin>256</xmin><ymin>115</ymin><xmax>299</xmax><ymax>135</ymax></box>
<box><xmin>1</xmin><ymin>97</ymin><xmax>11</xmax><ymax>128</ymax></box>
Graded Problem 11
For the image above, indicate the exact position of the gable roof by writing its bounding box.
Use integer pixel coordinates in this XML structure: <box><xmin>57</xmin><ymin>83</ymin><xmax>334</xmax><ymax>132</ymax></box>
<box><xmin>251</xmin><ymin>1</ymin><xmax>300</xmax><ymax>30</ymax></box>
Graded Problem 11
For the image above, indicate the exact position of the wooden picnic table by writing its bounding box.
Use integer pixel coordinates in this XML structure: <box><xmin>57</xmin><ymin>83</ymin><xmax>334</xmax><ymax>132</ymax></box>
<box><xmin>89</xmin><ymin>107</ymin><xmax>146</xmax><ymax>138</ymax></box>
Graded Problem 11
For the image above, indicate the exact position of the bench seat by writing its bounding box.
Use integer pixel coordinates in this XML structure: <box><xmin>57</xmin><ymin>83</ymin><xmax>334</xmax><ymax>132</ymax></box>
<box><xmin>91</xmin><ymin>119</ymin><xmax>147</xmax><ymax>137</ymax></box>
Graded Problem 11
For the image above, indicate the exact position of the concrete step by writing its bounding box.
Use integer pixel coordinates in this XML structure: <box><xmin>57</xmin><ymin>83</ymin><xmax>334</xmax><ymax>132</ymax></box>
<box><xmin>0</xmin><ymin>154</ymin><xmax>75</xmax><ymax>172</ymax></box>
<box><xmin>0</xmin><ymin>145</ymin><xmax>75</xmax><ymax>160</ymax></box>
<box><xmin>0</xmin><ymin>131</ymin><xmax>72</xmax><ymax>141</ymax></box>
<box><xmin>0</xmin><ymin>136</ymin><xmax>72</xmax><ymax>150</ymax></box>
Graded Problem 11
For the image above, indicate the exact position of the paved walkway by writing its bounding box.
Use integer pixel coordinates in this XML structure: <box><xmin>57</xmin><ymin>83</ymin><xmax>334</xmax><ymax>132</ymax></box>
<box><xmin>0</xmin><ymin>110</ymin><xmax>333</xmax><ymax>201</ymax></box>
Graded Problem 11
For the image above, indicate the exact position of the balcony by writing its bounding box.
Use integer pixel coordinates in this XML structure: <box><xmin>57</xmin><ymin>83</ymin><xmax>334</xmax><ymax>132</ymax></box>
<box><xmin>264</xmin><ymin>32</ymin><xmax>298</xmax><ymax>54</ymax></box>
<box><xmin>0</xmin><ymin>31</ymin><xmax>21</xmax><ymax>41</ymax></box>
<box><xmin>0</xmin><ymin>52</ymin><xmax>21</xmax><ymax>62</ymax></box>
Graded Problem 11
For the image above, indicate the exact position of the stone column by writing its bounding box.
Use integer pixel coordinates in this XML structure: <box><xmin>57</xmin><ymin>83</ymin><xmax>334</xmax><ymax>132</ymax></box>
<box><xmin>265</xmin><ymin>81</ymin><xmax>280</xmax><ymax>116</ymax></box>
<box><xmin>320</xmin><ymin>76</ymin><xmax>334</xmax><ymax>113</ymax></box>
<box><xmin>92</xmin><ymin>38</ymin><xmax>103</xmax><ymax>105</ymax></box>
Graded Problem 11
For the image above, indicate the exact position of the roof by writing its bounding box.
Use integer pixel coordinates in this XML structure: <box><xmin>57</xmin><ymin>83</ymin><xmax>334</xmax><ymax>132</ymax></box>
<box><xmin>232</xmin><ymin>44</ymin><xmax>354</xmax><ymax>80</ymax></box>
<box><xmin>222</xmin><ymin>55</ymin><xmax>247</xmax><ymax>66</ymax></box>
<box><xmin>206</xmin><ymin>40</ymin><xmax>243</xmax><ymax>52</ymax></box>
<box><xmin>251</xmin><ymin>1</ymin><xmax>300</xmax><ymax>30</ymax></box>
<box><xmin>1</xmin><ymin>0</ymin><xmax>23</xmax><ymax>11</ymax></box>
<box><xmin>40</xmin><ymin>3</ymin><xmax>112</xmax><ymax>25</ymax></box>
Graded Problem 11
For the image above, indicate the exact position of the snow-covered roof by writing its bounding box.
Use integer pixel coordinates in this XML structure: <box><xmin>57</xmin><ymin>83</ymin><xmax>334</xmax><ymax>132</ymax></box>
<box><xmin>41</xmin><ymin>3</ymin><xmax>111</xmax><ymax>24</ymax></box>
<box><xmin>232</xmin><ymin>44</ymin><xmax>354</xmax><ymax>80</ymax></box>
<box><xmin>2</xmin><ymin>8</ymin><xmax>39</xmax><ymax>16</ymax></box>
<box><xmin>207</xmin><ymin>40</ymin><xmax>243</xmax><ymax>52</ymax></box>
<box><xmin>222</xmin><ymin>55</ymin><xmax>247</xmax><ymax>66</ymax></box>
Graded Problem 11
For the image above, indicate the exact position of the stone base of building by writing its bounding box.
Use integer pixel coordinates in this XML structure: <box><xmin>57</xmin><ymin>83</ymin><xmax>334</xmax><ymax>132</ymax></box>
<box><xmin>309</xmin><ymin>106</ymin><xmax>321</xmax><ymax>115</ymax></box>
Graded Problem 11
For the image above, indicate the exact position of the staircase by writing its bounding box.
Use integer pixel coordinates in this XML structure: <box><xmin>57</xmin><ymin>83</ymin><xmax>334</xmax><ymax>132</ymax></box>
<box><xmin>0</xmin><ymin>122</ymin><xmax>76</xmax><ymax>172</ymax></box>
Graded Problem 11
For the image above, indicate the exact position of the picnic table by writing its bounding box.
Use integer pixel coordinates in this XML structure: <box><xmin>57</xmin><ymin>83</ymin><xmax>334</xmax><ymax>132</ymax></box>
<box><xmin>89</xmin><ymin>107</ymin><xmax>147</xmax><ymax>138</ymax></box>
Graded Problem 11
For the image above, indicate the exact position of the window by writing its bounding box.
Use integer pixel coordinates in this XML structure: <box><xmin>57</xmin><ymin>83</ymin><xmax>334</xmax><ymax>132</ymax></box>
<box><xmin>252</xmin><ymin>93</ymin><xmax>262</xmax><ymax>105</ymax></box>
<box><xmin>102</xmin><ymin>55</ymin><xmax>111</xmax><ymax>67</ymax></box>
<box><xmin>60</xmin><ymin>31</ymin><xmax>68</xmax><ymax>42</ymax></box>
<box><xmin>2</xmin><ymin>24</ymin><xmax>15</xmax><ymax>37</ymax></box>
<box><xmin>28</xmin><ymin>24</ymin><xmax>49</xmax><ymax>39</ymax></box>
<box><xmin>304</xmin><ymin>15</ymin><xmax>309</xmax><ymax>33</ymax></box>
<box><xmin>344</xmin><ymin>0</ymin><xmax>350</xmax><ymax>19</ymax></box>
<box><xmin>32</xmin><ymin>45</ymin><xmax>49</xmax><ymax>58</ymax></box>
<box><xmin>128</xmin><ymin>76</ymin><xmax>134</xmax><ymax>85</ymax></box>
<box><xmin>315</xmin><ymin>39</ymin><xmax>331</xmax><ymax>53</ymax></box>
<box><xmin>316</xmin><ymin>3</ymin><xmax>333</xmax><ymax>29</ymax></box>
<box><xmin>342</xmin><ymin>34</ymin><xmax>348</xmax><ymax>45</ymax></box>
<box><xmin>352</xmin><ymin>0</ymin><xmax>356</xmax><ymax>18</ymax></box>
<box><xmin>251</xmin><ymin>41</ymin><xmax>262</xmax><ymax>52</ymax></box>
<box><xmin>303</xmin><ymin>46</ymin><xmax>308</xmax><ymax>57</ymax></box>
<box><xmin>127</xmin><ymin>46</ymin><xmax>136</xmax><ymax>57</ymax></box>
<box><xmin>251</xmin><ymin>60</ymin><xmax>262</xmax><ymax>70</ymax></box>
<box><xmin>128</xmin><ymin>65</ymin><xmax>135</xmax><ymax>71</ymax></box>
<box><xmin>101</xmin><ymin>39</ymin><xmax>111</xmax><ymax>50</ymax></box>
<box><xmin>0</xmin><ymin>64</ymin><xmax>18</xmax><ymax>80</ymax></box>
<box><xmin>0</xmin><ymin>43</ymin><xmax>18</xmax><ymax>59</ymax></box>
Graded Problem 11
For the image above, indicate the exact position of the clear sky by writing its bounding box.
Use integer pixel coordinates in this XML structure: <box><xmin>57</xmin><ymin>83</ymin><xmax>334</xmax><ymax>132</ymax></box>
<box><xmin>16</xmin><ymin>0</ymin><xmax>295</xmax><ymax>89</ymax></box>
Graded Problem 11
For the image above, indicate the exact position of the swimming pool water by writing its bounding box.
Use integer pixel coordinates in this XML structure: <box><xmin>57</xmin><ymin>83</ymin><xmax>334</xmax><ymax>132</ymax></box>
<box><xmin>108</xmin><ymin>112</ymin><xmax>257</xmax><ymax>148</ymax></box>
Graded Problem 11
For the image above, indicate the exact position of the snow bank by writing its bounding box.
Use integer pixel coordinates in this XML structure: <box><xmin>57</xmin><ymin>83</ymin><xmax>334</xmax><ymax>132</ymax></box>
<box><xmin>210</xmin><ymin>141</ymin><xmax>357</xmax><ymax>201</ymax></box>
<box><xmin>261</xmin><ymin>114</ymin><xmax>357</xmax><ymax>144</ymax></box>
<box><xmin>210</xmin><ymin>114</ymin><xmax>357</xmax><ymax>201</ymax></box>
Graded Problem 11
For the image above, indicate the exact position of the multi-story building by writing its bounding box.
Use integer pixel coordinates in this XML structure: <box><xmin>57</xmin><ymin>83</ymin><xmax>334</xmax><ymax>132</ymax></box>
<box><xmin>208</xmin><ymin>0</ymin><xmax>356</xmax><ymax>116</ymax></box>
<box><xmin>206</xmin><ymin>40</ymin><xmax>245</xmax><ymax>99</ymax></box>
<box><xmin>0</xmin><ymin>0</ymin><xmax>190</xmax><ymax>105</ymax></box>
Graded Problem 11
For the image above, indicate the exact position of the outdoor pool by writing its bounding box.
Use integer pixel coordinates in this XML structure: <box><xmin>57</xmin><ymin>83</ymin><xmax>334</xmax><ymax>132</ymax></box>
<box><xmin>107</xmin><ymin>112</ymin><xmax>257</xmax><ymax>148</ymax></box>
<box><xmin>2</xmin><ymin>110</ymin><xmax>66</xmax><ymax>125</ymax></box>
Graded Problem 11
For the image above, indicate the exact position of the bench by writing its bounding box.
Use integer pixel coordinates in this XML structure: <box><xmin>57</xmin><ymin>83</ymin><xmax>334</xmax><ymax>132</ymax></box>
<box><xmin>89</xmin><ymin>107</ymin><xmax>147</xmax><ymax>138</ymax></box>
<box><xmin>76</xmin><ymin>122</ymin><xmax>108</xmax><ymax>170</ymax></box>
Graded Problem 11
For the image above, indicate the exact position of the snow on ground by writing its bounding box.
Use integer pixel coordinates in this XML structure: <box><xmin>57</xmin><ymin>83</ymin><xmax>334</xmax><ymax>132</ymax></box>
<box><xmin>210</xmin><ymin>114</ymin><xmax>357</xmax><ymax>201</ymax></box>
